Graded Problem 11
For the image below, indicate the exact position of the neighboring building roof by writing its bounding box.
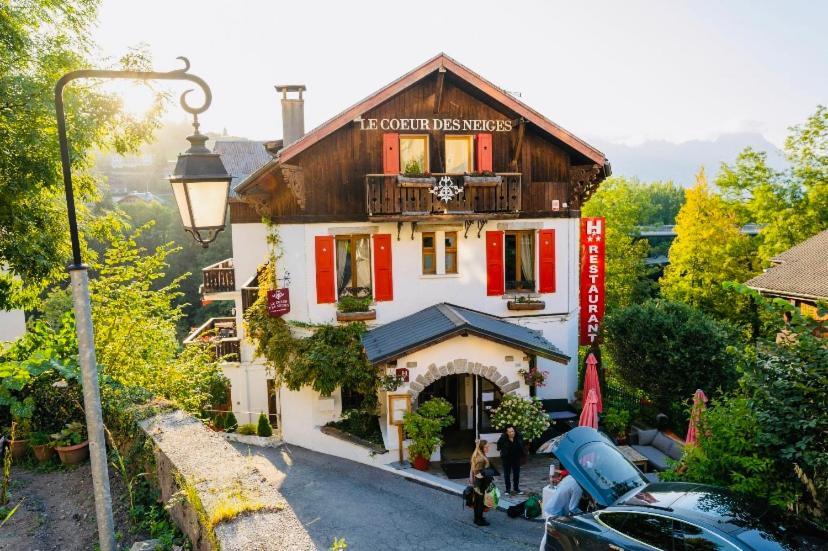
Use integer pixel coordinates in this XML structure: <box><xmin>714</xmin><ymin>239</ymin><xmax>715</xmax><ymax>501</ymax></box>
<box><xmin>746</xmin><ymin>229</ymin><xmax>828</xmax><ymax>301</ymax></box>
<box><xmin>361</xmin><ymin>303</ymin><xmax>569</xmax><ymax>365</ymax></box>
<box><xmin>211</xmin><ymin>140</ymin><xmax>272</xmax><ymax>197</ymax></box>
<box><xmin>115</xmin><ymin>191</ymin><xmax>163</xmax><ymax>204</ymax></box>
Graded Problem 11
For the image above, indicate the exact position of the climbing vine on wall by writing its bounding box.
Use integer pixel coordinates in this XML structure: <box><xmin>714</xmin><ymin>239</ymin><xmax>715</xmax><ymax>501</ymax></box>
<box><xmin>244</xmin><ymin>221</ymin><xmax>380</xmax><ymax>409</ymax></box>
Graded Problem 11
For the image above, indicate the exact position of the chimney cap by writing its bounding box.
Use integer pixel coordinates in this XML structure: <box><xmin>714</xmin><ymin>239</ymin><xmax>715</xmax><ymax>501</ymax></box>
<box><xmin>275</xmin><ymin>84</ymin><xmax>306</xmax><ymax>92</ymax></box>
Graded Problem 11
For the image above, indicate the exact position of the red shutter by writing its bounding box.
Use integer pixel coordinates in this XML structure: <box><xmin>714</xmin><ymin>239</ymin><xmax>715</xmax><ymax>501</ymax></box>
<box><xmin>476</xmin><ymin>133</ymin><xmax>493</xmax><ymax>172</ymax></box>
<box><xmin>373</xmin><ymin>234</ymin><xmax>393</xmax><ymax>301</ymax></box>
<box><xmin>314</xmin><ymin>235</ymin><xmax>335</xmax><ymax>304</ymax></box>
<box><xmin>486</xmin><ymin>230</ymin><xmax>504</xmax><ymax>296</ymax></box>
<box><xmin>382</xmin><ymin>133</ymin><xmax>400</xmax><ymax>174</ymax></box>
<box><xmin>538</xmin><ymin>229</ymin><xmax>556</xmax><ymax>293</ymax></box>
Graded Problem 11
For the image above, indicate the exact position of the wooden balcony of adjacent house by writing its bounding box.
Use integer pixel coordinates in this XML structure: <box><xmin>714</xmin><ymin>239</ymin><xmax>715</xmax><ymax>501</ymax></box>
<box><xmin>240</xmin><ymin>270</ymin><xmax>261</xmax><ymax>315</ymax></box>
<box><xmin>200</xmin><ymin>258</ymin><xmax>236</xmax><ymax>300</ymax></box>
<box><xmin>365</xmin><ymin>173</ymin><xmax>521</xmax><ymax>221</ymax></box>
<box><xmin>183</xmin><ymin>317</ymin><xmax>240</xmax><ymax>363</ymax></box>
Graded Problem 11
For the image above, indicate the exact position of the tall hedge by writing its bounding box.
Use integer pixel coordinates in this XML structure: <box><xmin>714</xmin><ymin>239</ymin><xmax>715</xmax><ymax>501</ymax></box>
<box><xmin>603</xmin><ymin>300</ymin><xmax>740</xmax><ymax>429</ymax></box>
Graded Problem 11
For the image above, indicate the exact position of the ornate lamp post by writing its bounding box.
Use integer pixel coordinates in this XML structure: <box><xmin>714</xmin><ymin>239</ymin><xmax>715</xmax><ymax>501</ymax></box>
<box><xmin>55</xmin><ymin>58</ymin><xmax>230</xmax><ymax>551</ymax></box>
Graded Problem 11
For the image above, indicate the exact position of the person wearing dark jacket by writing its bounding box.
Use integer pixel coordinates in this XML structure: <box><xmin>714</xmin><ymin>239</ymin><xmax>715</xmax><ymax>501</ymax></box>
<box><xmin>497</xmin><ymin>425</ymin><xmax>525</xmax><ymax>495</ymax></box>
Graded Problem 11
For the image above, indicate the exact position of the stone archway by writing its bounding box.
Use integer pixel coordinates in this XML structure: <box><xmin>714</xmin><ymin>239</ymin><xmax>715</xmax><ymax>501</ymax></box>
<box><xmin>406</xmin><ymin>358</ymin><xmax>520</xmax><ymax>402</ymax></box>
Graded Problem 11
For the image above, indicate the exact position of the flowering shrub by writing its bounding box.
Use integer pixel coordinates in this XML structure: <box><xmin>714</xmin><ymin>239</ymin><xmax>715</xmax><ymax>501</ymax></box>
<box><xmin>517</xmin><ymin>367</ymin><xmax>549</xmax><ymax>387</ymax></box>
<box><xmin>490</xmin><ymin>394</ymin><xmax>549</xmax><ymax>442</ymax></box>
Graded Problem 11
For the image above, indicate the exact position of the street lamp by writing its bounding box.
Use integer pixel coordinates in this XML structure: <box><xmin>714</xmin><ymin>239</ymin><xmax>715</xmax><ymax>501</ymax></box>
<box><xmin>55</xmin><ymin>57</ymin><xmax>228</xmax><ymax>551</ymax></box>
<box><xmin>169</xmin><ymin>116</ymin><xmax>232</xmax><ymax>247</ymax></box>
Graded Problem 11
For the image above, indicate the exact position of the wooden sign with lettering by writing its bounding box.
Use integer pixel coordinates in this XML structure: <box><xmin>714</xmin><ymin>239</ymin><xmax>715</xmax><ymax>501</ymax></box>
<box><xmin>267</xmin><ymin>288</ymin><xmax>290</xmax><ymax>317</ymax></box>
<box><xmin>395</xmin><ymin>367</ymin><xmax>410</xmax><ymax>383</ymax></box>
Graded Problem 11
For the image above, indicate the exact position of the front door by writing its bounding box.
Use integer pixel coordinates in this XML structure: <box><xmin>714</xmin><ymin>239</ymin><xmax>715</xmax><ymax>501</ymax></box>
<box><xmin>419</xmin><ymin>374</ymin><xmax>475</xmax><ymax>461</ymax></box>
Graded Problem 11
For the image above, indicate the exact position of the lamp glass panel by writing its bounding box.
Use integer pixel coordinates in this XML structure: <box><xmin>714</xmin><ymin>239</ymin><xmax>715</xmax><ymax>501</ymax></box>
<box><xmin>171</xmin><ymin>181</ymin><xmax>194</xmax><ymax>228</ymax></box>
<box><xmin>184</xmin><ymin>180</ymin><xmax>230</xmax><ymax>228</ymax></box>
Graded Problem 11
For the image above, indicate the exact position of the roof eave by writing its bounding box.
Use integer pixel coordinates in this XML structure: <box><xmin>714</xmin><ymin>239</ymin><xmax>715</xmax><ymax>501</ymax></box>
<box><xmin>746</xmin><ymin>285</ymin><xmax>827</xmax><ymax>302</ymax></box>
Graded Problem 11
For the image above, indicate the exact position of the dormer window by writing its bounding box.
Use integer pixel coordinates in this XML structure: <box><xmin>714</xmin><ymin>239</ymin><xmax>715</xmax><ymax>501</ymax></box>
<box><xmin>445</xmin><ymin>135</ymin><xmax>473</xmax><ymax>174</ymax></box>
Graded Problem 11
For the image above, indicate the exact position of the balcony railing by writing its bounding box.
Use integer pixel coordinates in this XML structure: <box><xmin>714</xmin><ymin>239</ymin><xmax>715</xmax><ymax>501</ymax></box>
<box><xmin>201</xmin><ymin>258</ymin><xmax>235</xmax><ymax>295</ymax></box>
<box><xmin>183</xmin><ymin>317</ymin><xmax>240</xmax><ymax>362</ymax></box>
<box><xmin>366</xmin><ymin>173</ymin><xmax>521</xmax><ymax>219</ymax></box>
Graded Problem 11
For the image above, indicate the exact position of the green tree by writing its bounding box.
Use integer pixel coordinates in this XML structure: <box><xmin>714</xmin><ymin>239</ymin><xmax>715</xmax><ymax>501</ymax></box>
<box><xmin>582</xmin><ymin>177</ymin><xmax>652</xmax><ymax>311</ymax></box>
<box><xmin>717</xmin><ymin>106</ymin><xmax>828</xmax><ymax>264</ymax></box>
<box><xmin>638</xmin><ymin>181</ymin><xmax>686</xmax><ymax>227</ymax></box>
<box><xmin>602</xmin><ymin>300</ymin><xmax>740</xmax><ymax>429</ymax></box>
<box><xmin>0</xmin><ymin>0</ymin><xmax>163</xmax><ymax>308</ymax></box>
<box><xmin>660</xmin><ymin>169</ymin><xmax>759</xmax><ymax>319</ymax></box>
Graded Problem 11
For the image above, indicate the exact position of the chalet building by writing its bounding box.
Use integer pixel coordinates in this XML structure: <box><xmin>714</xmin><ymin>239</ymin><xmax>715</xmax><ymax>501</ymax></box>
<box><xmin>190</xmin><ymin>53</ymin><xmax>609</xmax><ymax>464</ymax></box>
<box><xmin>746</xmin><ymin>229</ymin><xmax>828</xmax><ymax>332</ymax></box>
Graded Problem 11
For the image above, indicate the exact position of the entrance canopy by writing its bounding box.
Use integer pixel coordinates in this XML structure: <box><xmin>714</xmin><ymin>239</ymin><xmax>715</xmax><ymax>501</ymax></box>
<box><xmin>361</xmin><ymin>303</ymin><xmax>569</xmax><ymax>366</ymax></box>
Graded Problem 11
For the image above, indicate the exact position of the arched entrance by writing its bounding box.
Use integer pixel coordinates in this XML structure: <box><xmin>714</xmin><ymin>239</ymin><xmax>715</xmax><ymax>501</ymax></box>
<box><xmin>417</xmin><ymin>372</ymin><xmax>506</xmax><ymax>462</ymax></box>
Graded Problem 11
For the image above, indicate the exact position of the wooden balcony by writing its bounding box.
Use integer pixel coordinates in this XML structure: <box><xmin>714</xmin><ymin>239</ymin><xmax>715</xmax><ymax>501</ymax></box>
<box><xmin>201</xmin><ymin>258</ymin><xmax>235</xmax><ymax>295</ymax></box>
<box><xmin>183</xmin><ymin>317</ymin><xmax>240</xmax><ymax>362</ymax></box>
<box><xmin>241</xmin><ymin>271</ymin><xmax>260</xmax><ymax>314</ymax></box>
<box><xmin>366</xmin><ymin>173</ymin><xmax>521</xmax><ymax>221</ymax></box>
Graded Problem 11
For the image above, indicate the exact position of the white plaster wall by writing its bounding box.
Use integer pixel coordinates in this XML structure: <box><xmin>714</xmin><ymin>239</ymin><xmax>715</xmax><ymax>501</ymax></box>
<box><xmin>0</xmin><ymin>309</ymin><xmax>25</xmax><ymax>342</ymax></box>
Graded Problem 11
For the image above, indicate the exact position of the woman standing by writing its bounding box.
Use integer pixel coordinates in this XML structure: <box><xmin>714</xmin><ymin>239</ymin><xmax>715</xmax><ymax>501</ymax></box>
<box><xmin>497</xmin><ymin>425</ymin><xmax>524</xmax><ymax>495</ymax></box>
<box><xmin>470</xmin><ymin>439</ymin><xmax>492</xmax><ymax>526</ymax></box>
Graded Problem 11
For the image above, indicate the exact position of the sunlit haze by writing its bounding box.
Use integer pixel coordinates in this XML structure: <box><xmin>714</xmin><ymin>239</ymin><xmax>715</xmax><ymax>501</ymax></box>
<box><xmin>94</xmin><ymin>0</ymin><xmax>827</xmax><ymax>148</ymax></box>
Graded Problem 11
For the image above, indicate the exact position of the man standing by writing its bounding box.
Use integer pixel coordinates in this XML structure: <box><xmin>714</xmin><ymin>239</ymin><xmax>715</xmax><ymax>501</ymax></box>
<box><xmin>539</xmin><ymin>474</ymin><xmax>583</xmax><ymax>550</ymax></box>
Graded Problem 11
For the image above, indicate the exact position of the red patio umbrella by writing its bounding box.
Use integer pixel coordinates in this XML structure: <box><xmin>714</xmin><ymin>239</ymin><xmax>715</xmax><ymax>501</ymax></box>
<box><xmin>685</xmin><ymin>389</ymin><xmax>708</xmax><ymax>446</ymax></box>
<box><xmin>583</xmin><ymin>353</ymin><xmax>603</xmax><ymax>413</ymax></box>
<box><xmin>579</xmin><ymin>388</ymin><xmax>600</xmax><ymax>429</ymax></box>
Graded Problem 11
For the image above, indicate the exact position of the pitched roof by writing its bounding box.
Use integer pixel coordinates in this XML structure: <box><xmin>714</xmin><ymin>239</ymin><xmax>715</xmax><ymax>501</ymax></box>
<box><xmin>746</xmin><ymin>229</ymin><xmax>828</xmax><ymax>301</ymax></box>
<box><xmin>272</xmin><ymin>52</ymin><xmax>606</xmax><ymax>167</ymax></box>
<box><xmin>361</xmin><ymin>303</ymin><xmax>569</xmax><ymax>365</ymax></box>
<box><xmin>211</xmin><ymin>140</ymin><xmax>272</xmax><ymax>197</ymax></box>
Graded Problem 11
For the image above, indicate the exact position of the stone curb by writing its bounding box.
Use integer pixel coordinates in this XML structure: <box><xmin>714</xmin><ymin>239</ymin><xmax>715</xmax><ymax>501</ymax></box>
<box><xmin>219</xmin><ymin>432</ymin><xmax>284</xmax><ymax>448</ymax></box>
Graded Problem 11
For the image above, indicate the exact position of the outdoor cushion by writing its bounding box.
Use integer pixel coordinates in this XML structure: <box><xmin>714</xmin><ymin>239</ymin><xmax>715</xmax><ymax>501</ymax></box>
<box><xmin>652</xmin><ymin>432</ymin><xmax>674</xmax><ymax>454</ymax></box>
<box><xmin>631</xmin><ymin>444</ymin><xmax>671</xmax><ymax>471</ymax></box>
<box><xmin>666</xmin><ymin>439</ymin><xmax>684</xmax><ymax>460</ymax></box>
<box><xmin>636</xmin><ymin>428</ymin><xmax>658</xmax><ymax>446</ymax></box>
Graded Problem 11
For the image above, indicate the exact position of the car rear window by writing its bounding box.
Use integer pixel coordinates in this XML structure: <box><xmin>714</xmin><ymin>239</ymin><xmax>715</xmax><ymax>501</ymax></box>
<box><xmin>575</xmin><ymin>442</ymin><xmax>647</xmax><ymax>503</ymax></box>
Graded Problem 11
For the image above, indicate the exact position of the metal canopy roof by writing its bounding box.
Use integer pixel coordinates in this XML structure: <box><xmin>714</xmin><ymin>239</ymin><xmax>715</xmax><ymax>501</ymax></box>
<box><xmin>361</xmin><ymin>303</ymin><xmax>570</xmax><ymax>366</ymax></box>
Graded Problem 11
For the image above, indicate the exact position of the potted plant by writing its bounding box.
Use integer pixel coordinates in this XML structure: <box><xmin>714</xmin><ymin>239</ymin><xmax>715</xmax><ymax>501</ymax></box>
<box><xmin>402</xmin><ymin>397</ymin><xmax>454</xmax><ymax>471</ymax></box>
<box><xmin>397</xmin><ymin>159</ymin><xmax>435</xmax><ymax>187</ymax></box>
<box><xmin>602</xmin><ymin>407</ymin><xmax>632</xmax><ymax>445</ymax></box>
<box><xmin>51</xmin><ymin>421</ymin><xmax>89</xmax><ymax>465</ymax></box>
<box><xmin>30</xmin><ymin>431</ymin><xmax>55</xmax><ymax>463</ymax></box>
<box><xmin>491</xmin><ymin>395</ymin><xmax>550</xmax><ymax>464</ymax></box>
<box><xmin>517</xmin><ymin>367</ymin><xmax>549</xmax><ymax>387</ymax></box>
<box><xmin>336</xmin><ymin>295</ymin><xmax>376</xmax><ymax>322</ymax></box>
<box><xmin>463</xmin><ymin>170</ymin><xmax>502</xmax><ymax>187</ymax></box>
<box><xmin>507</xmin><ymin>295</ymin><xmax>545</xmax><ymax>311</ymax></box>
<box><xmin>8</xmin><ymin>419</ymin><xmax>30</xmax><ymax>461</ymax></box>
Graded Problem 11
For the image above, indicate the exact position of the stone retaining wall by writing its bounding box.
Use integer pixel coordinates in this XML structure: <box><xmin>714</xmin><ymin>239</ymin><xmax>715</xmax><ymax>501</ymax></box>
<box><xmin>140</xmin><ymin>411</ymin><xmax>315</xmax><ymax>550</ymax></box>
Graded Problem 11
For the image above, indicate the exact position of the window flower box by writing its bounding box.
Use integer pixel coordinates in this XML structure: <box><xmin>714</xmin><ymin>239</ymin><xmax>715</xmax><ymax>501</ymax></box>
<box><xmin>397</xmin><ymin>174</ymin><xmax>436</xmax><ymax>188</ymax></box>
<box><xmin>507</xmin><ymin>299</ymin><xmax>545</xmax><ymax>311</ymax></box>
<box><xmin>336</xmin><ymin>310</ymin><xmax>377</xmax><ymax>322</ymax></box>
<box><xmin>463</xmin><ymin>173</ymin><xmax>502</xmax><ymax>187</ymax></box>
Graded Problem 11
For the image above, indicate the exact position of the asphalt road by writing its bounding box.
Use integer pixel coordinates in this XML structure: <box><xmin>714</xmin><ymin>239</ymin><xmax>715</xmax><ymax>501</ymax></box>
<box><xmin>231</xmin><ymin>442</ymin><xmax>543</xmax><ymax>551</ymax></box>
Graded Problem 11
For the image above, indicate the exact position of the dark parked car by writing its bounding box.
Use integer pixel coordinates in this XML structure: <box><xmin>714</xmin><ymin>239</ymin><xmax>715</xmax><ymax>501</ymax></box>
<box><xmin>545</xmin><ymin>427</ymin><xmax>825</xmax><ymax>550</ymax></box>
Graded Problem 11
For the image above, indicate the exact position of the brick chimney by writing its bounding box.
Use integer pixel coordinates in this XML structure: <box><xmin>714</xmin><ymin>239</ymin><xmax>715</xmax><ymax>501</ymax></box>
<box><xmin>275</xmin><ymin>85</ymin><xmax>306</xmax><ymax>147</ymax></box>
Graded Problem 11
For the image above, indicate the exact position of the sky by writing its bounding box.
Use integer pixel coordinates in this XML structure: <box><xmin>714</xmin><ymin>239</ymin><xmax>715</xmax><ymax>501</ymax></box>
<box><xmin>92</xmin><ymin>0</ymin><xmax>827</xmax><ymax>148</ymax></box>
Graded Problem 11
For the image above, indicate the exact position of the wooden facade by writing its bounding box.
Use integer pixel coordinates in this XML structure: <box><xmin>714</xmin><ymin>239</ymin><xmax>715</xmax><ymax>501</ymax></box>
<box><xmin>233</xmin><ymin>54</ymin><xmax>609</xmax><ymax>224</ymax></box>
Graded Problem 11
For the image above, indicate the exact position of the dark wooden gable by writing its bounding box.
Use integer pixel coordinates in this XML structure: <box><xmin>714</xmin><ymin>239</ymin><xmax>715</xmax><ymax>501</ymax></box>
<box><xmin>233</xmin><ymin>55</ymin><xmax>607</xmax><ymax>224</ymax></box>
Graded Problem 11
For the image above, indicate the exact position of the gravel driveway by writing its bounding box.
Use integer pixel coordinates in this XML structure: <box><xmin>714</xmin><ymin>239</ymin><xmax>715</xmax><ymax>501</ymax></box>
<box><xmin>231</xmin><ymin>442</ymin><xmax>542</xmax><ymax>551</ymax></box>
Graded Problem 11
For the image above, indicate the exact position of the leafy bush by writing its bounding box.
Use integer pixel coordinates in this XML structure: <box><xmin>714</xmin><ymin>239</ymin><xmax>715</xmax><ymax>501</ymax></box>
<box><xmin>490</xmin><ymin>394</ymin><xmax>549</xmax><ymax>442</ymax></box>
<box><xmin>51</xmin><ymin>421</ymin><xmax>86</xmax><ymax>447</ymax></box>
<box><xmin>337</xmin><ymin>295</ymin><xmax>372</xmax><ymax>313</ymax></box>
<box><xmin>327</xmin><ymin>409</ymin><xmax>384</xmax><ymax>446</ymax></box>
<box><xmin>256</xmin><ymin>413</ymin><xmax>273</xmax><ymax>437</ymax></box>
<box><xmin>403</xmin><ymin>398</ymin><xmax>454</xmax><ymax>460</ymax></box>
<box><xmin>237</xmin><ymin>423</ymin><xmax>257</xmax><ymax>436</ymax></box>
<box><xmin>602</xmin><ymin>407</ymin><xmax>631</xmax><ymax>439</ymax></box>
<box><xmin>224</xmin><ymin>411</ymin><xmax>238</xmax><ymax>433</ymax></box>
<box><xmin>212</xmin><ymin>412</ymin><xmax>226</xmax><ymax>431</ymax></box>
<box><xmin>603</xmin><ymin>300</ymin><xmax>740</xmax><ymax>430</ymax></box>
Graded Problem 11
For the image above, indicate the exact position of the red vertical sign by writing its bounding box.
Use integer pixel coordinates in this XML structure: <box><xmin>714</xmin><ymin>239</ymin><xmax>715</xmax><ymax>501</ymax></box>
<box><xmin>580</xmin><ymin>217</ymin><xmax>605</xmax><ymax>345</ymax></box>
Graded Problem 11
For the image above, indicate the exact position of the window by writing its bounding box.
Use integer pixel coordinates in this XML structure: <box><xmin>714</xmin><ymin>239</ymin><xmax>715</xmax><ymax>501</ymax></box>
<box><xmin>673</xmin><ymin>520</ymin><xmax>734</xmax><ymax>550</ymax></box>
<box><xmin>445</xmin><ymin>135</ymin><xmax>474</xmax><ymax>173</ymax></box>
<box><xmin>400</xmin><ymin>135</ymin><xmax>429</xmax><ymax>174</ymax></box>
<box><xmin>505</xmin><ymin>230</ymin><xmax>535</xmax><ymax>291</ymax></box>
<box><xmin>422</xmin><ymin>232</ymin><xmax>436</xmax><ymax>274</ymax></box>
<box><xmin>598</xmin><ymin>512</ymin><xmax>674</xmax><ymax>550</ymax></box>
<box><xmin>444</xmin><ymin>232</ymin><xmax>458</xmax><ymax>274</ymax></box>
<box><xmin>335</xmin><ymin>235</ymin><xmax>371</xmax><ymax>297</ymax></box>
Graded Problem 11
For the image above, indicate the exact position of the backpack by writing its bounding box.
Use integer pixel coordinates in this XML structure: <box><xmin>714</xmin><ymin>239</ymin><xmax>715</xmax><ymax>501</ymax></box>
<box><xmin>523</xmin><ymin>495</ymin><xmax>542</xmax><ymax>519</ymax></box>
<box><xmin>506</xmin><ymin>502</ymin><xmax>525</xmax><ymax>518</ymax></box>
<box><xmin>462</xmin><ymin>485</ymin><xmax>474</xmax><ymax>508</ymax></box>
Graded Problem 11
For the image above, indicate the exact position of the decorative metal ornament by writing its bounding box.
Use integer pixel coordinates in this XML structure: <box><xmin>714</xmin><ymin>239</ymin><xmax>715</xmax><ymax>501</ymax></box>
<box><xmin>430</xmin><ymin>175</ymin><xmax>463</xmax><ymax>203</ymax></box>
